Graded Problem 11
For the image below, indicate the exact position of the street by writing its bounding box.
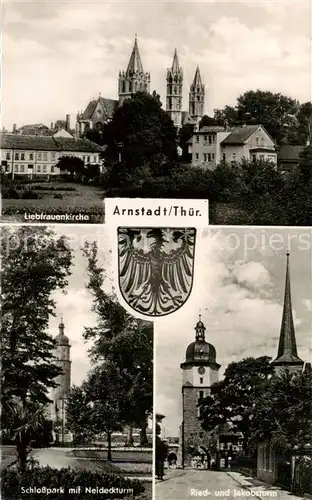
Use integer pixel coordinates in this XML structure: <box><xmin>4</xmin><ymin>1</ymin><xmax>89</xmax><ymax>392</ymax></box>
<box><xmin>155</xmin><ymin>469</ymin><xmax>248</xmax><ymax>500</ymax></box>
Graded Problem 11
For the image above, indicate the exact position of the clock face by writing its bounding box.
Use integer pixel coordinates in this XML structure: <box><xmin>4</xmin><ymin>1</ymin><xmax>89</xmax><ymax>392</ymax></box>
<box><xmin>198</xmin><ymin>367</ymin><xmax>205</xmax><ymax>375</ymax></box>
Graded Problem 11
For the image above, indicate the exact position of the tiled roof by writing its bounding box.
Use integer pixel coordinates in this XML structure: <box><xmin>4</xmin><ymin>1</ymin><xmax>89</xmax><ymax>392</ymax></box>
<box><xmin>191</xmin><ymin>66</ymin><xmax>203</xmax><ymax>87</ymax></box>
<box><xmin>278</xmin><ymin>145</ymin><xmax>305</xmax><ymax>161</ymax></box>
<box><xmin>220</xmin><ymin>125</ymin><xmax>260</xmax><ymax>145</ymax></box>
<box><xmin>199</xmin><ymin>126</ymin><xmax>225</xmax><ymax>133</ymax></box>
<box><xmin>81</xmin><ymin>97</ymin><xmax>118</xmax><ymax>120</ymax></box>
<box><xmin>1</xmin><ymin>134</ymin><xmax>103</xmax><ymax>153</ymax></box>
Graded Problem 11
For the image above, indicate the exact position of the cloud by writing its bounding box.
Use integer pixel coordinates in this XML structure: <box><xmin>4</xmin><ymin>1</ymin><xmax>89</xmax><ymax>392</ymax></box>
<box><xmin>2</xmin><ymin>1</ymin><xmax>311</xmax><ymax>128</ymax></box>
<box><xmin>155</xmin><ymin>228</ymin><xmax>311</xmax><ymax>436</ymax></box>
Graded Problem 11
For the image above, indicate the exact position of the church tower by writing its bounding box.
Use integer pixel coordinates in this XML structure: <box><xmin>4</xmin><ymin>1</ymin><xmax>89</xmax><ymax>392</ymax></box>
<box><xmin>166</xmin><ymin>49</ymin><xmax>183</xmax><ymax>128</ymax></box>
<box><xmin>189</xmin><ymin>66</ymin><xmax>205</xmax><ymax>123</ymax></box>
<box><xmin>51</xmin><ymin>319</ymin><xmax>71</xmax><ymax>428</ymax></box>
<box><xmin>180</xmin><ymin>315</ymin><xmax>221</xmax><ymax>465</ymax></box>
<box><xmin>272</xmin><ymin>252</ymin><xmax>304</xmax><ymax>376</ymax></box>
<box><xmin>118</xmin><ymin>36</ymin><xmax>151</xmax><ymax>105</ymax></box>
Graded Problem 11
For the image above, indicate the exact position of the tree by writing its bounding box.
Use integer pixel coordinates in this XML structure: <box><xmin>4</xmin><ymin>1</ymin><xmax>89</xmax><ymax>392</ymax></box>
<box><xmin>199</xmin><ymin>357</ymin><xmax>273</xmax><ymax>453</ymax></box>
<box><xmin>82</xmin><ymin>241</ymin><xmax>153</xmax><ymax>445</ymax></box>
<box><xmin>214</xmin><ymin>90</ymin><xmax>299</xmax><ymax>144</ymax></box>
<box><xmin>252</xmin><ymin>368</ymin><xmax>312</xmax><ymax>451</ymax></box>
<box><xmin>178</xmin><ymin>124</ymin><xmax>194</xmax><ymax>162</ymax></box>
<box><xmin>198</xmin><ymin>115</ymin><xmax>218</xmax><ymax>128</ymax></box>
<box><xmin>57</xmin><ymin>156</ymin><xmax>85</xmax><ymax>178</ymax></box>
<box><xmin>1</xmin><ymin>226</ymin><xmax>72</xmax><ymax>467</ymax></box>
<box><xmin>103</xmin><ymin>91</ymin><xmax>177</xmax><ymax>172</ymax></box>
<box><xmin>66</xmin><ymin>363</ymin><xmax>125</xmax><ymax>460</ymax></box>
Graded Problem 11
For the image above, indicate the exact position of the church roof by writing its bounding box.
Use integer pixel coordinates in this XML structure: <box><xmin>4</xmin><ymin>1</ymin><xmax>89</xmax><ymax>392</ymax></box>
<box><xmin>126</xmin><ymin>37</ymin><xmax>144</xmax><ymax>74</ymax></box>
<box><xmin>273</xmin><ymin>252</ymin><xmax>304</xmax><ymax>366</ymax></box>
<box><xmin>192</xmin><ymin>66</ymin><xmax>203</xmax><ymax>87</ymax></box>
<box><xmin>81</xmin><ymin>97</ymin><xmax>118</xmax><ymax>121</ymax></box>
<box><xmin>55</xmin><ymin>320</ymin><xmax>70</xmax><ymax>346</ymax></box>
<box><xmin>181</xmin><ymin>316</ymin><xmax>221</xmax><ymax>369</ymax></box>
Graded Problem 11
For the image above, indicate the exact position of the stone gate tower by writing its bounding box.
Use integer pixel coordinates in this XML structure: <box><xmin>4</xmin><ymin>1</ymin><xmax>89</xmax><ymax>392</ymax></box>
<box><xmin>50</xmin><ymin>319</ymin><xmax>71</xmax><ymax>428</ymax></box>
<box><xmin>180</xmin><ymin>315</ymin><xmax>221</xmax><ymax>465</ymax></box>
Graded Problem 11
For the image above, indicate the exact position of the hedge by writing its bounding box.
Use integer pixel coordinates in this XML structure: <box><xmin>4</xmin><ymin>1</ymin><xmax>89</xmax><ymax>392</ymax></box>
<box><xmin>1</xmin><ymin>466</ymin><xmax>145</xmax><ymax>499</ymax></box>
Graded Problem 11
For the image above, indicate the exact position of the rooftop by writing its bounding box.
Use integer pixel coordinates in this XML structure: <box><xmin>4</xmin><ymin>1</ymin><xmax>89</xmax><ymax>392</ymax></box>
<box><xmin>220</xmin><ymin>125</ymin><xmax>261</xmax><ymax>145</ymax></box>
<box><xmin>1</xmin><ymin>134</ymin><xmax>103</xmax><ymax>153</ymax></box>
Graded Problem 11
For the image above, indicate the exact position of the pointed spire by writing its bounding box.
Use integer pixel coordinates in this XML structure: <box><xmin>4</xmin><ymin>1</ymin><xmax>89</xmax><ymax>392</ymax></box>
<box><xmin>273</xmin><ymin>252</ymin><xmax>303</xmax><ymax>367</ymax></box>
<box><xmin>126</xmin><ymin>36</ymin><xmax>144</xmax><ymax>75</ymax></box>
<box><xmin>171</xmin><ymin>49</ymin><xmax>180</xmax><ymax>72</ymax></box>
<box><xmin>192</xmin><ymin>65</ymin><xmax>203</xmax><ymax>87</ymax></box>
<box><xmin>59</xmin><ymin>316</ymin><xmax>65</xmax><ymax>335</ymax></box>
<box><xmin>195</xmin><ymin>313</ymin><xmax>206</xmax><ymax>341</ymax></box>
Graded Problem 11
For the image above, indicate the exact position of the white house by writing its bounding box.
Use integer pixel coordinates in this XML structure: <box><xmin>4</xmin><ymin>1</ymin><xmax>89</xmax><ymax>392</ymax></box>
<box><xmin>188</xmin><ymin>124</ymin><xmax>277</xmax><ymax>168</ymax></box>
<box><xmin>1</xmin><ymin>133</ymin><xmax>104</xmax><ymax>178</ymax></box>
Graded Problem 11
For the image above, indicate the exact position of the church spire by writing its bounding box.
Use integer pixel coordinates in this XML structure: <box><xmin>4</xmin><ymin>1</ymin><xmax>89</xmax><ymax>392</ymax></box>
<box><xmin>272</xmin><ymin>252</ymin><xmax>304</xmax><ymax>372</ymax></box>
<box><xmin>171</xmin><ymin>48</ymin><xmax>180</xmax><ymax>72</ymax></box>
<box><xmin>126</xmin><ymin>36</ymin><xmax>144</xmax><ymax>75</ymax></box>
<box><xmin>195</xmin><ymin>312</ymin><xmax>206</xmax><ymax>341</ymax></box>
<box><xmin>59</xmin><ymin>316</ymin><xmax>65</xmax><ymax>336</ymax></box>
<box><xmin>192</xmin><ymin>65</ymin><xmax>202</xmax><ymax>87</ymax></box>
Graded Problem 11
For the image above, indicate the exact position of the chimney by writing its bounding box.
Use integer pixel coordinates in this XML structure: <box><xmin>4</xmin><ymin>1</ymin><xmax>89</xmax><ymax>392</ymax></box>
<box><xmin>65</xmin><ymin>114</ymin><xmax>70</xmax><ymax>131</ymax></box>
<box><xmin>13</xmin><ymin>123</ymin><xmax>17</xmax><ymax>133</ymax></box>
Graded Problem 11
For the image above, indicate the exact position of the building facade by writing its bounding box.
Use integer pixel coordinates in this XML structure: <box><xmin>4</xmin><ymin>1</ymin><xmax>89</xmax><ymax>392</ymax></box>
<box><xmin>180</xmin><ymin>316</ymin><xmax>221</xmax><ymax>466</ymax></box>
<box><xmin>188</xmin><ymin>124</ymin><xmax>277</xmax><ymax>168</ymax></box>
<box><xmin>1</xmin><ymin>134</ymin><xmax>103</xmax><ymax>178</ymax></box>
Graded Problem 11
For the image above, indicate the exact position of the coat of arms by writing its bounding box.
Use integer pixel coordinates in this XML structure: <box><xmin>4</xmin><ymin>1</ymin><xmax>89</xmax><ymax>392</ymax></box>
<box><xmin>118</xmin><ymin>227</ymin><xmax>196</xmax><ymax>317</ymax></box>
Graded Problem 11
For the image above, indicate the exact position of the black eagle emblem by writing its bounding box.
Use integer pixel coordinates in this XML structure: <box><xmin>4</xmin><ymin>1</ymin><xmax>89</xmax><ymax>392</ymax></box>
<box><xmin>117</xmin><ymin>227</ymin><xmax>196</xmax><ymax>317</ymax></box>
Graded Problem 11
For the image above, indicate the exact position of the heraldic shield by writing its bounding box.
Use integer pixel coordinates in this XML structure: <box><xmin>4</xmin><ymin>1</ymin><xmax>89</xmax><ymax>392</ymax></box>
<box><xmin>117</xmin><ymin>227</ymin><xmax>196</xmax><ymax>317</ymax></box>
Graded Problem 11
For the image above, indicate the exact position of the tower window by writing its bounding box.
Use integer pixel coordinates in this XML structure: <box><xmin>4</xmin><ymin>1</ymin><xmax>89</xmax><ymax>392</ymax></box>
<box><xmin>199</xmin><ymin>390</ymin><xmax>204</xmax><ymax>400</ymax></box>
<box><xmin>200</xmin><ymin>377</ymin><xmax>203</xmax><ymax>384</ymax></box>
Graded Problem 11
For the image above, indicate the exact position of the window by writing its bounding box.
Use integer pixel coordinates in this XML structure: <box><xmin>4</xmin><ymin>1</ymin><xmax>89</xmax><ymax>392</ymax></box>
<box><xmin>200</xmin><ymin>377</ymin><xmax>203</xmax><ymax>384</ymax></box>
<box><xmin>208</xmin><ymin>153</ymin><xmax>211</xmax><ymax>162</ymax></box>
<box><xmin>208</xmin><ymin>136</ymin><xmax>212</xmax><ymax>145</ymax></box>
<box><xmin>20</xmin><ymin>165</ymin><xmax>25</xmax><ymax>172</ymax></box>
<box><xmin>260</xmin><ymin>137</ymin><xmax>264</xmax><ymax>146</ymax></box>
<box><xmin>37</xmin><ymin>165</ymin><xmax>41</xmax><ymax>172</ymax></box>
<box><xmin>42</xmin><ymin>165</ymin><xmax>47</xmax><ymax>172</ymax></box>
<box><xmin>20</xmin><ymin>152</ymin><xmax>25</xmax><ymax>160</ymax></box>
<box><xmin>87</xmin><ymin>156</ymin><xmax>90</xmax><ymax>162</ymax></box>
<box><xmin>93</xmin><ymin>156</ymin><xmax>97</xmax><ymax>163</ymax></box>
<box><xmin>199</xmin><ymin>390</ymin><xmax>204</xmax><ymax>400</ymax></box>
<box><xmin>203</xmin><ymin>153</ymin><xmax>207</xmax><ymax>162</ymax></box>
<box><xmin>83</xmin><ymin>155</ymin><xmax>86</xmax><ymax>162</ymax></box>
<box><xmin>51</xmin><ymin>152</ymin><xmax>56</xmax><ymax>161</ymax></box>
<box><xmin>14</xmin><ymin>165</ymin><xmax>18</xmax><ymax>172</ymax></box>
<box><xmin>38</xmin><ymin>152</ymin><xmax>42</xmax><ymax>160</ymax></box>
<box><xmin>15</xmin><ymin>152</ymin><xmax>19</xmax><ymax>160</ymax></box>
<box><xmin>256</xmin><ymin>137</ymin><xmax>259</xmax><ymax>145</ymax></box>
<box><xmin>51</xmin><ymin>165</ymin><xmax>55</xmax><ymax>173</ymax></box>
<box><xmin>6</xmin><ymin>152</ymin><xmax>10</xmax><ymax>160</ymax></box>
<box><xmin>43</xmin><ymin>152</ymin><xmax>47</xmax><ymax>161</ymax></box>
<box><xmin>29</xmin><ymin>153</ymin><xmax>34</xmax><ymax>161</ymax></box>
<box><xmin>195</xmin><ymin>153</ymin><xmax>199</xmax><ymax>160</ymax></box>
<box><xmin>252</xmin><ymin>154</ymin><xmax>256</xmax><ymax>163</ymax></box>
<box><xmin>222</xmin><ymin>153</ymin><xmax>226</xmax><ymax>161</ymax></box>
<box><xmin>196</xmin><ymin>135</ymin><xmax>199</xmax><ymax>143</ymax></box>
<box><xmin>212</xmin><ymin>153</ymin><xmax>215</xmax><ymax>160</ymax></box>
<box><xmin>204</xmin><ymin>135</ymin><xmax>207</xmax><ymax>142</ymax></box>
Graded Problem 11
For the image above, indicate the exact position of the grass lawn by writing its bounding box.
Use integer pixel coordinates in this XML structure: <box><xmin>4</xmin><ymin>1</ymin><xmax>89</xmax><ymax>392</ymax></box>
<box><xmin>1</xmin><ymin>181</ymin><xmax>105</xmax><ymax>223</ymax></box>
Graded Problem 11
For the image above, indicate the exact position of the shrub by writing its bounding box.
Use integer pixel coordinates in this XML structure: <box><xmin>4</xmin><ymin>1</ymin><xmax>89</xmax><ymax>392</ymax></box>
<box><xmin>2</xmin><ymin>187</ymin><xmax>20</xmax><ymax>199</ymax></box>
<box><xmin>1</xmin><ymin>465</ymin><xmax>145</xmax><ymax>499</ymax></box>
<box><xmin>21</xmin><ymin>190</ymin><xmax>42</xmax><ymax>200</ymax></box>
<box><xmin>293</xmin><ymin>456</ymin><xmax>312</xmax><ymax>495</ymax></box>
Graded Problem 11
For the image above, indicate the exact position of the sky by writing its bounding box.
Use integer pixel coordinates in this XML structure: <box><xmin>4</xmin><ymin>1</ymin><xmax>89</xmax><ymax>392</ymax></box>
<box><xmin>155</xmin><ymin>226</ymin><xmax>312</xmax><ymax>437</ymax></box>
<box><xmin>49</xmin><ymin>224</ymin><xmax>113</xmax><ymax>387</ymax></box>
<box><xmin>2</xmin><ymin>0</ymin><xmax>311</xmax><ymax>130</ymax></box>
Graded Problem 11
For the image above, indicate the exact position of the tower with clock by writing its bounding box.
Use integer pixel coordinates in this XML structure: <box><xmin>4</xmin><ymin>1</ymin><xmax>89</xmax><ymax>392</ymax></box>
<box><xmin>179</xmin><ymin>315</ymin><xmax>221</xmax><ymax>465</ymax></box>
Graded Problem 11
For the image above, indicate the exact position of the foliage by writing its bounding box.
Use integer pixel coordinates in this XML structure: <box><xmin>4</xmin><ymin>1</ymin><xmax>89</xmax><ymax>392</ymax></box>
<box><xmin>103</xmin><ymin>91</ymin><xmax>177</xmax><ymax>171</ymax></box>
<box><xmin>82</xmin><ymin>242</ymin><xmax>153</xmax><ymax>444</ymax></box>
<box><xmin>214</xmin><ymin>90</ymin><xmax>299</xmax><ymax>144</ymax></box>
<box><xmin>198</xmin><ymin>115</ymin><xmax>219</xmax><ymax>128</ymax></box>
<box><xmin>57</xmin><ymin>155</ymin><xmax>85</xmax><ymax>177</ymax></box>
<box><xmin>1</xmin><ymin>226</ymin><xmax>72</xmax><ymax>467</ymax></box>
<box><xmin>293</xmin><ymin>457</ymin><xmax>312</xmax><ymax>495</ymax></box>
<box><xmin>252</xmin><ymin>368</ymin><xmax>312</xmax><ymax>451</ymax></box>
<box><xmin>199</xmin><ymin>357</ymin><xmax>273</xmax><ymax>452</ymax></box>
<box><xmin>1</xmin><ymin>465</ymin><xmax>145</xmax><ymax>499</ymax></box>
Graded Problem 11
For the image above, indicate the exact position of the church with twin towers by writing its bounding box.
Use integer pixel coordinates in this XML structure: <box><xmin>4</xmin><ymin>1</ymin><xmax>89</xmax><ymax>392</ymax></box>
<box><xmin>76</xmin><ymin>36</ymin><xmax>205</xmax><ymax>136</ymax></box>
